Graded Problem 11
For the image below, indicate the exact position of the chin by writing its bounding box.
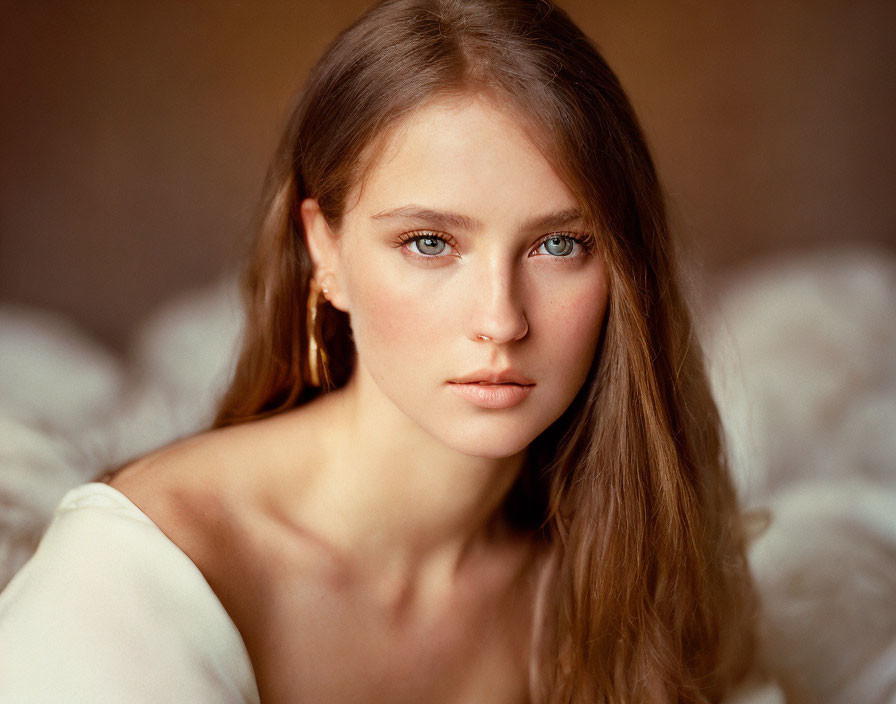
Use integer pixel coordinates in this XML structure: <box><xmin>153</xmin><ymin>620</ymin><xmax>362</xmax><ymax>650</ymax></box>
<box><xmin>438</xmin><ymin>425</ymin><xmax>536</xmax><ymax>460</ymax></box>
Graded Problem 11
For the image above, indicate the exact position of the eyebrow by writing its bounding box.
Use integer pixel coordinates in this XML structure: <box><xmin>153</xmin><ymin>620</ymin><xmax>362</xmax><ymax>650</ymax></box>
<box><xmin>370</xmin><ymin>205</ymin><xmax>587</xmax><ymax>233</ymax></box>
<box><xmin>523</xmin><ymin>208</ymin><xmax>588</xmax><ymax>233</ymax></box>
<box><xmin>371</xmin><ymin>205</ymin><xmax>477</xmax><ymax>231</ymax></box>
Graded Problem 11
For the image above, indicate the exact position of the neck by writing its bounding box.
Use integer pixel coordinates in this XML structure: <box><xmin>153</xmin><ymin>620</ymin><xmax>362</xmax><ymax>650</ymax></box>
<box><xmin>306</xmin><ymin>367</ymin><xmax>529</xmax><ymax>574</ymax></box>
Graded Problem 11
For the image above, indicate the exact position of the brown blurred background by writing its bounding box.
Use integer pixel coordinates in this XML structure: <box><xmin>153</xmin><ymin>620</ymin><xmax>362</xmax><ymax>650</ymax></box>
<box><xmin>2</xmin><ymin>0</ymin><xmax>894</xmax><ymax>350</ymax></box>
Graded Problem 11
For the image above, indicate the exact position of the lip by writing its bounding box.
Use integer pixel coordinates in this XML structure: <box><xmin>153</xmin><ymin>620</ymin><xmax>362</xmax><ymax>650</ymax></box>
<box><xmin>447</xmin><ymin>382</ymin><xmax>534</xmax><ymax>409</ymax></box>
<box><xmin>447</xmin><ymin>369</ymin><xmax>535</xmax><ymax>410</ymax></box>
<box><xmin>449</xmin><ymin>368</ymin><xmax>536</xmax><ymax>386</ymax></box>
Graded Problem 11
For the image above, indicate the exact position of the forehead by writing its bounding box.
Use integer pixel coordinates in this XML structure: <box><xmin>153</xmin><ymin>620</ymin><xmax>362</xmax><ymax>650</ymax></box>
<box><xmin>342</xmin><ymin>94</ymin><xmax>580</xmax><ymax>227</ymax></box>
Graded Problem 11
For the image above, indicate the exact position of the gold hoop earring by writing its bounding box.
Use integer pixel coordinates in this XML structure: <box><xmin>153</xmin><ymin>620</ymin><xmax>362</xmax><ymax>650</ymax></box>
<box><xmin>306</xmin><ymin>279</ymin><xmax>332</xmax><ymax>389</ymax></box>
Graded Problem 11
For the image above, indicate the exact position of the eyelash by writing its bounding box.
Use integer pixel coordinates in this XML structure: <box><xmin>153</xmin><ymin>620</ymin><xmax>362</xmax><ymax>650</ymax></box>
<box><xmin>395</xmin><ymin>230</ymin><xmax>459</xmax><ymax>258</ymax></box>
<box><xmin>532</xmin><ymin>232</ymin><xmax>596</xmax><ymax>257</ymax></box>
<box><xmin>394</xmin><ymin>230</ymin><xmax>596</xmax><ymax>259</ymax></box>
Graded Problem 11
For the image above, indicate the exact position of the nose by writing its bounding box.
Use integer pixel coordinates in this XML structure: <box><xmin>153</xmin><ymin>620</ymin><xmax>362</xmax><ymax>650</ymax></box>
<box><xmin>468</xmin><ymin>259</ymin><xmax>529</xmax><ymax>344</ymax></box>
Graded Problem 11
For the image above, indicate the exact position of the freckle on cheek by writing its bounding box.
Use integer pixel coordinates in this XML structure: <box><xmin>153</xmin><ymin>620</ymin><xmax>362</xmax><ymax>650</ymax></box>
<box><xmin>559</xmin><ymin>288</ymin><xmax>607</xmax><ymax>340</ymax></box>
<box><xmin>359</xmin><ymin>286</ymin><xmax>424</xmax><ymax>342</ymax></box>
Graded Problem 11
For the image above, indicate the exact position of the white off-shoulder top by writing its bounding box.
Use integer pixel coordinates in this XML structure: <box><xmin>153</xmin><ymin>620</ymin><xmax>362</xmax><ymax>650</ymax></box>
<box><xmin>0</xmin><ymin>482</ymin><xmax>260</xmax><ymax>703</ymax></box>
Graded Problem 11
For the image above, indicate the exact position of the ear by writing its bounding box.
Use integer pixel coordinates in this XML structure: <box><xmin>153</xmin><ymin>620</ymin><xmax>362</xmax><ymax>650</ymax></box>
<box><xmin>300</xmin><ymin>198</ymin><xmax>350</xmax><ymax>313</ymax></box>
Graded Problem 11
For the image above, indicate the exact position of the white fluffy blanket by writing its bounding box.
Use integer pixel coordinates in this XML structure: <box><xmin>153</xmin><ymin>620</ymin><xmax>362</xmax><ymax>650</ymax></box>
<box><xmin>1</xmin><ymin>246</ymin><xmax>893</xmax><ymax>702</ymax></box>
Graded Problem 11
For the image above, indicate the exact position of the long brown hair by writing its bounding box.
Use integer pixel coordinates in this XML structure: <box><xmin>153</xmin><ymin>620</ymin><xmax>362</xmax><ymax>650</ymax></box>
<box><xmin>214</xmin><ymin>0</ymin><xmax>756</xmax><ymax>700</ymax></box>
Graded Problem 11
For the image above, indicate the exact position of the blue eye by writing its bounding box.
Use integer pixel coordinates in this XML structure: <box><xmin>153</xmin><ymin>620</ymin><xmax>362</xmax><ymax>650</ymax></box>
<box><xmin>411</xmin><ymin>235</ymin><xmax>448</xmax><ymax>256</ymax></box>
<box><xmin>541</xmin><ymin>235</ymin><xmax>575</xmax><ymax>256</ymax></box>
<box><xmin>397</xmin><ymin>231</ymin><xmax>456</xmax><ymax>258</ymax></box>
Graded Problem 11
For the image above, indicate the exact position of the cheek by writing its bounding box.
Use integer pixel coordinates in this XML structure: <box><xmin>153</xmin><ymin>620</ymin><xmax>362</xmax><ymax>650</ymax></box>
<box><xmin>535</xmin><ymin>275</ymin><xmax>608</xmax><ymax>379</ymax></box>
<box><xmin>569</xmin><ymin>284</ymin><xmax>608</xmax><ymax>347</ymax></box>
<box><xmin>343</xmin><ymin>260</ymin><xmax>453</xmax><ymax>373</ymax></box>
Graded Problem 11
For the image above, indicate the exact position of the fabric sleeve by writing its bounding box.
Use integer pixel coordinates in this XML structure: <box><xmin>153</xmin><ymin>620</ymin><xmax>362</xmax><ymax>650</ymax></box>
<box><xmin>0</xmin><ymin>483</ymin><xmax>259</xmax><ymax>704</ymax></box>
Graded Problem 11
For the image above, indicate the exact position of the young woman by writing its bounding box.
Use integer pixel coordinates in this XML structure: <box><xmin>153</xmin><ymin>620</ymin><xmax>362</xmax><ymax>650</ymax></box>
<box><xmin>0</xmin><ymin>0</ymin><xmax>763</xmax><ymax>701</ymax></box>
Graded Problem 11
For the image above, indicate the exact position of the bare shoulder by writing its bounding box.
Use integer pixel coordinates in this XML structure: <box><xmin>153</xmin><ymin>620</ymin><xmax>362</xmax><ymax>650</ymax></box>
<box><xmin>109</xmin><ymin>425</ymin><xmax>240</xmax><ymax>526</ymax></box>
<box><xmin>106</xmin><ymin>401</ymin><xmax>351</xmax><ymax>681</ymax></box>
<box><xmin>107</xmin><ymin>405</ymin><xmax>330</xmax><ymax>572</ymax></box>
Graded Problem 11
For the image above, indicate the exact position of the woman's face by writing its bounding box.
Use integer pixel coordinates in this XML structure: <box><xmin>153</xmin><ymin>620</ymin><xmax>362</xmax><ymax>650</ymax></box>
<box><xmin>305</xmin><ymin>95</ymin><xmax>608</xmax><ymax>459</ymax></box>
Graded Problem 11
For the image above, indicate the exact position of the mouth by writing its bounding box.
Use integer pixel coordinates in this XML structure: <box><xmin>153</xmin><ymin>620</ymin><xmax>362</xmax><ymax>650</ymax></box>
<box><xmin>446</xmin><ymin>372</ymin><xmax>535</xmax><ymax>409</ymax></box>
<box><xmin>448</xmin><ymin>369</ymin><xmax>536</xmax><ymax>386</ymax></box>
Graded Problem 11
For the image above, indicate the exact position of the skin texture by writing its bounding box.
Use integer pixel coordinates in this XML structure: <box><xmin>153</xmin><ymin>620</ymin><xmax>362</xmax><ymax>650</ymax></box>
<box><xmin>112</xmin><ymin>94</ymin><xmax>609</xmax><ymax>703</ymax></box>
